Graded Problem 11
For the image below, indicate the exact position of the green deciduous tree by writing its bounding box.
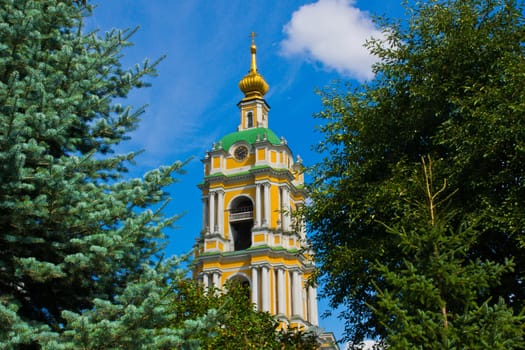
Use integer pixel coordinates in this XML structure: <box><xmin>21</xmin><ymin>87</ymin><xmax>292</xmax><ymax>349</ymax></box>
<box><xmin>181</xmin><ymin>282</ymin><xmax>320</xmax><ymax>350</ymax></box>
<box><xmin>305</xmin><ymin>0</ymin><xmax>525</xmax><ymax>347</ymax></box>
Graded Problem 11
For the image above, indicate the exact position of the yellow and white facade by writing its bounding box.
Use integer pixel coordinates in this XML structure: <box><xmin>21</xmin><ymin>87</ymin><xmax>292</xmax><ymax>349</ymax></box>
<box><xmin>193</xmin><ymin>37</ymin><xmax>319</xmax><ymax>328</ymax></box>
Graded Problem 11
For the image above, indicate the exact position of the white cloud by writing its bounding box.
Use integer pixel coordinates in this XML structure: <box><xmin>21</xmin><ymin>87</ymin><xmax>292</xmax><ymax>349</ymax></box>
<box><xmin>281</xmin><ymin>0</ymin><xmax>383</xmax><ymax>81</ymax></box>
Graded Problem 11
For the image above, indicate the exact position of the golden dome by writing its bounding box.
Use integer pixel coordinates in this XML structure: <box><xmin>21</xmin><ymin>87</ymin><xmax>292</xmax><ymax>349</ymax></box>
<box><xmin>239</xmin><ymin>35</ymin><xmax>269</xmax><ymax>99</ymax></box>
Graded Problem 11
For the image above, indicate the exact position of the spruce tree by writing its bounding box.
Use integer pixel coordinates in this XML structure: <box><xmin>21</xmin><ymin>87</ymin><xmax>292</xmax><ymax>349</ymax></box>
<box><xmin>0</xmin><ymin>0</ymin><xmax>186</xmax><ymax>347</ymax></box>
<box><xmin>372</xmin><ymin>157</ymin><xmax>524</xmax><ymax>349</ymax></box>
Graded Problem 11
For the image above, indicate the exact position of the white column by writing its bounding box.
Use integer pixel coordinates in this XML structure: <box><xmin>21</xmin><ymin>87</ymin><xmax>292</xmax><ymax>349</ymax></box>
<box><xmin>282</xmin><ymin>186</ymin><xmax>290</xmax><ymax>231</ymax></box>
<box><xmin>287</xmin><ymin>187</ymin><xmax>292</xmax><ymax>231</ymax></box>
<box><xmin>251</xmin><ymin>267</ymin><xmax>259</xmax><ymax>310</ymax></box>
<box><xmin>263</xmin><ymin>183</ymin><xmax>270</xmax><ymax>227</ymax></box>
<box><xmin>261</xmin><ymin>266</ymin><xmax>270</xmax><ymax>312</ymax></box>
<box><xmin>298</xmin><ymin>203</ymin><xmax>306</xmax><ymax>238</ymax></box>
<box><xmin>202</xmin><ymin>197</ymin><xmax>208</xmax><ymax>232</ymax></box>
<box><xmin>288</xmin><ymin>271</ymin><xmax>293</xmax><ymax>315</ymax></box>
<box><xmin>217</xmin><ymin>190</ymin><xmax>224</xmax><ymax>235</ymax></box>
<box><xmin>308</xmin><ymin>285</ymin><xmax>319</xmax><ymax>325</ymax></box>
<box><xmin>277</xmin><ymin>268</ymin><xmax>286</xmax><ymax>315</ymax></box>
<box><xmin>292</xmin><ymin>270</ymin><xmax>303</xmax><ymax>318</ymax></box>
<box><xmin>277</xmin><ymin>186</ymin><xmax>282</xmax><ymax>229</ymax></box>
<box><xmin>212</xmin><ymin>271</ymin><xmax>220</xmax><ymax>289</ymax></box>
<box><xmin>255</xmin><ymin>184</ymin><xmax>261</xmax><ymax>227</ymax></box>
<box><xmin>202</xmin><ymin>273</ymin><xmax>209</xmax><ymax>289</ymax></box>
<box><xmin>209</xmin><ymin>191</ymin><xmax>215</xmax><ymax>233</ymax></box>
<box><xmin>272</xmin><ymin>269</ymin><xmax>277</xmax><ymax>313</ymax></box>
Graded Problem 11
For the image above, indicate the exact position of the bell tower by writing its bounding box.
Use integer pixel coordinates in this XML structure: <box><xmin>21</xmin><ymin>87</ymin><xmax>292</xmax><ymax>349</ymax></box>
<box><xmin>193</xmin><ymin>35</ymin><xmax>318</xmax><ymax>329</ymax></box>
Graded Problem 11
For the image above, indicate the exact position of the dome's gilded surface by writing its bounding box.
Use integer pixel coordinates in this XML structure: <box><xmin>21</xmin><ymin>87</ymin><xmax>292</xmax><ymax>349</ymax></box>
<box><xmin>239</xmin><ymin>40</ymin><xmax>269</xmax><ymax>98</ymax></box>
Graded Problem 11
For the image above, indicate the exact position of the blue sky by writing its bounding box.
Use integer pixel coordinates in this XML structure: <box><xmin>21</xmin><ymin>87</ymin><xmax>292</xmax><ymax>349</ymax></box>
<box><xmin>89</xmin><ymin>0</ymin><xmax>404</xmax><ymax>344</ymax></box>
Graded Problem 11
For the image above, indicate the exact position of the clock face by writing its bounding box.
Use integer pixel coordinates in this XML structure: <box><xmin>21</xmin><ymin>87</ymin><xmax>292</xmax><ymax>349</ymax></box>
<box><xmin>234</xmin><ymin>146</ymin><xmax>248</xmax><ymax>161</ymax></box>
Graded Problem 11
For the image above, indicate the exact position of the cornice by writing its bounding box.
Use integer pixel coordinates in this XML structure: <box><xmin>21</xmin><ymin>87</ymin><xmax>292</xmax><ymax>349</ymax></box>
<box><xmin>201</xmin><ymin>165</ymin><xmax>300</xmax><ymax>186</ymax></box>
<box><xmin>194</xmin><ymin>245</ymin><xmax>311</xmax><ymax>266</ymax></box>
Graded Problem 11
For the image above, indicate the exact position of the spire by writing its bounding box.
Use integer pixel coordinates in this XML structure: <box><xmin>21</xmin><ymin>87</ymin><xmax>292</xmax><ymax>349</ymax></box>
<box><xmin>239</xmin><ymin>32</ymin><xmax>269</xmax><ymax>99</ymax></box>
<box><xmin>250</xmin><ymin>32</ymin><xmax>257</xmax><ymax>73</ymax></box>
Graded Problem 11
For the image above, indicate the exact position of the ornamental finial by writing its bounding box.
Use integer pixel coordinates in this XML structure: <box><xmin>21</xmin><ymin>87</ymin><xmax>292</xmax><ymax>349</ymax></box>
<box><xmin>250</xmin><ymin>32</ymin><xmax>257</xmax><ymax>72</ymax></box>
<box><xmin>238</xmin><ymin>32</ymin><xmax>269</xmax><ymax>99</ymax></box>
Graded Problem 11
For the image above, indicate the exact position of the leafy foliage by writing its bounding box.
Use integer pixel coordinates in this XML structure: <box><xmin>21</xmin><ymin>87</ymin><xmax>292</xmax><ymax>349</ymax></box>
<box><xmin>305</xmin><ymin>0</ymin><xmax>525</xmax><ymax>346</ymax></box>
<box><xmin>182</xmin><ymin>282</ymin><xmax>320</xmax><ymax>350</ymax></box>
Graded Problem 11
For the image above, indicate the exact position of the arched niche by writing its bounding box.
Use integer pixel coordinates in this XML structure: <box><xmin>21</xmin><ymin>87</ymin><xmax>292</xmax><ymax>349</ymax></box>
<box><xmin>246</xmin><ymin>111</ymin><xmax>253</xmax><ymax>128</ymax></box>
<box><xmin>228</xmin><ymin>273</ymin><xmax>251</xmax><ymax>289</ymax></box>
<box><xmin>229</xmin><ymin>195</ymin><xmax>254</xmax><ymax>251</ymax></box>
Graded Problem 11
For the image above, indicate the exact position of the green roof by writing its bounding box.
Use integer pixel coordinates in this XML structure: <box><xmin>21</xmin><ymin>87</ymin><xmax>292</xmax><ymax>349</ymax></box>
<box><xmin>197</xmin><ymin>245</ymin><xmax>299</xmax><ymax>257</ymax></box>
<box><xmin>203</xmin><ymin>165</ymin><xmax>290</xmax><ymax>180</ymax></box>
<box><xmin>219</xmin><ymin>127</ymin><xmax>281</xmax><ymax>151</ymax></box>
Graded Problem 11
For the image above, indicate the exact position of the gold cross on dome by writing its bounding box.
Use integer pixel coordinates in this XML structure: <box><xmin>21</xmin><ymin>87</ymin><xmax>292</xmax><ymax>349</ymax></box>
<box><xmin>250</xmin><ymin>31</ymin><xmax>257</xmax><ymax>45</ymax></box>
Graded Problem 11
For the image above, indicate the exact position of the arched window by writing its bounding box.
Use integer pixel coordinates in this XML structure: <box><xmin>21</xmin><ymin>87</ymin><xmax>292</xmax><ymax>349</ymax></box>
<box><xmin>246</xmin><ymin>111</ymin><xmax>253</xmax><ymax>128</ymax></box>
<box><xmin>229</xmin><ymin>196</ymin><xmax>253</xmax><ymax>251</ymax></box>
<box><xmin>228</xmin><ymin>274</ymin><xmax>251</xmax><ymax>289</ymax></box>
